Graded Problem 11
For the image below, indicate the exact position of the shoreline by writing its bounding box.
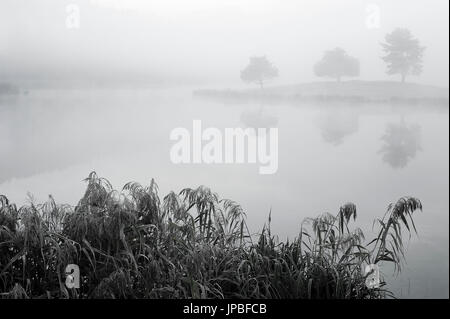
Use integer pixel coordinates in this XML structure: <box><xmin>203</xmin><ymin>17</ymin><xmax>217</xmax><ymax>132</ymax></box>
<box><xmin>193</xmin><ymin>81</ymin><xmax>449</xmax><ymax>107</ymax></box>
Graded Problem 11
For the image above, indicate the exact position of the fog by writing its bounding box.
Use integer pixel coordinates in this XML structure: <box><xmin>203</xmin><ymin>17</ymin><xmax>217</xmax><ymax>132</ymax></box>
<box><xmin>0</xmin><ymin>0</ymin><xmax>449</xmax><ymax>299</ymax></box>
<box><xmin>1</xmin><ymin>0</ymin><xmax>449</xmax><ymax>87</ymax></box>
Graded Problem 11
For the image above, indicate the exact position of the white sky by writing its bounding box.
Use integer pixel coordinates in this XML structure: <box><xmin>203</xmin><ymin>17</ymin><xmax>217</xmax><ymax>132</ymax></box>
<box><xmin>1</xmin><ymin>0</ymin><xmax>448</xmax><ymax>86</ymax></box>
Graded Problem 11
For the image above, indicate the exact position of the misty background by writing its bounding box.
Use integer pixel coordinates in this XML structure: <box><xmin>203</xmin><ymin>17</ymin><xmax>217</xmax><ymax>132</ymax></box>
<box><xmin>0</xmin><ymin>0</ymin><xmax>449</xmax><ymax>87</ymax></box>
<box><xmin>0</xmin><ymin>0</ymin><xmax>449</xmax><ymax>298</ymax></box>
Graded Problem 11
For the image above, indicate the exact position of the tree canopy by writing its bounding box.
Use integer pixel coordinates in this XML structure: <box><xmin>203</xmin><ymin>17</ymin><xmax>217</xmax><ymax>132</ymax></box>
<box><xmin>314</xmin><ymin>48</ymin><xmax>360</xmax><ymax>82</ymax></box>
<box><xmin>240</xmin><ymin>56</ymin><xmax>278</xmax><ymax>89</ymax></box>
<box><xmin>381</xmin><ymin>28</ymin><xmax>425</xmax><ymax>83</ymax></box>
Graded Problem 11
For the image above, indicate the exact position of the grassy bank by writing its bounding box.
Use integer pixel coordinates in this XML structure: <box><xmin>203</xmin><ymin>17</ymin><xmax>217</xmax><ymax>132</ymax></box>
<box><xmin>0</xmin><ymin>172</ymin><xmax>422</xmax><ymax>299</ymax></box>
<box><xmin>193</xmin><ymin>81</ymin><xmax>449</xmax><ymax>106</ymax></box>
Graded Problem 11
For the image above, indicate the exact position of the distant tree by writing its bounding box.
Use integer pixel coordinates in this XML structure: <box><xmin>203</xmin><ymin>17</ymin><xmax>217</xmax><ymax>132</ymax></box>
<box><xmin>314</xmin><ymin>48</ymin><xmax>360</xmax><ymax>82</ymax></box>
<box><xmin>240</xmin><ymin>56</ymin><xmax>278</xmax><ymax>89</ymax></box>
<box><xmin>381</xmin><ymin>28</ymin><xmax>425</xmax><ymax>83</ymax></box>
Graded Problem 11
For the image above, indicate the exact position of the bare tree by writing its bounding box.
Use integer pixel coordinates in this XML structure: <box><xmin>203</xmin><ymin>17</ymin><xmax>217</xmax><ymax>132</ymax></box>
<box><xmin>381</xmin><ymin>28</ymin><xmax>425</xmax><ymax>83</ymax></box>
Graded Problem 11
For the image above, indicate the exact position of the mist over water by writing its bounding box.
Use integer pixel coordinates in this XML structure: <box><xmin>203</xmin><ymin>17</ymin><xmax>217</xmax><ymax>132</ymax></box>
<box><xmin>1</xmin><ymin>89</ymin><xmax>448</xmax><ymax>297</ymax></box>
<box><xmin>0</xmin><ymin>0</ymin><xmax>448</xmax><ymax>298</ymax></box>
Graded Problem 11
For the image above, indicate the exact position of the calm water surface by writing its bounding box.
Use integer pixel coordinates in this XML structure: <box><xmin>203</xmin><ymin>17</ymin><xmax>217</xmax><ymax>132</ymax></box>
<box><xmin>0</xmin><ymin>88</ymin><xmax>448</xmax><ymax>298</ymax></box>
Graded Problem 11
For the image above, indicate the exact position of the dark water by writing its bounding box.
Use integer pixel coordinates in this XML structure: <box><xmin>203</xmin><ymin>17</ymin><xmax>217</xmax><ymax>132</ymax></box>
<box><xmin>0</xmin><ymin>88</ymin><xmax>448</xmax><ymax>298</ymax></box>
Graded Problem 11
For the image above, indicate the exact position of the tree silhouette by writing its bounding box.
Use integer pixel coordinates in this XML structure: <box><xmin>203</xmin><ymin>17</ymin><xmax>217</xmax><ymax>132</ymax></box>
<box><xmin>314</xmin><ymin>48</ymin><xmax>360</xmax><ymax>82</ymax></box>
<box><xmin>240</xmin><ymin>56</ymin><xmax>278</xmax><ymax>89</ymax></box>
<box><xmin>381</xmin><ymin>28</ymin><xmax>425</xmax><ymax>83</ymax></box>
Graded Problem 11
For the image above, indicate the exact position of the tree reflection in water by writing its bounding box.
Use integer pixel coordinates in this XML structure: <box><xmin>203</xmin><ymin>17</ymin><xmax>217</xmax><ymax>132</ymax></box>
<box><xmin>240</xmin><ymin>107</ymin><xmax>278</xmax><ymax>130</ymax></box>
<box><xmin>379</xmin><ymin>121</ymin><xmax>422</xmax><ymax>168</ymax></box>
<box><xmin>317</xmin><ymin>110</ymin><xmax>359</xmax><ymax>146</ymax></box>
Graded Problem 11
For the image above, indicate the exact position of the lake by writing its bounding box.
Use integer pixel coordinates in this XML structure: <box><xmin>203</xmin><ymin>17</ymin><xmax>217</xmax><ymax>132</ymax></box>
<box><xmin>0</xmin><ymin>87</ymin><xmax>448</xmax><ymax>298</ymax></box>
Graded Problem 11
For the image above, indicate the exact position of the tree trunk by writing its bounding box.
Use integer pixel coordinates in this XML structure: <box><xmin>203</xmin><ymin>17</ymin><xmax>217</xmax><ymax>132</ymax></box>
<box><xmin>401</xmin><ymin>73</ymin><xmax>406</xmax><ymax>83</ymax></box>
<box><xmin>259</xmin><ymin>80</ymin><xmax>264</xmax><ymax>90</ymax></box>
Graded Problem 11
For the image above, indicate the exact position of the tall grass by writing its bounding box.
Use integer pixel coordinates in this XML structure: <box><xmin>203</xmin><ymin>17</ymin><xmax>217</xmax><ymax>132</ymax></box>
<box><xmin>0</xmin><ymin>172</ymin><xmax>422</xmax><ymax>299</ymax></box>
